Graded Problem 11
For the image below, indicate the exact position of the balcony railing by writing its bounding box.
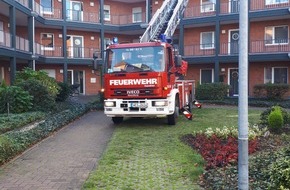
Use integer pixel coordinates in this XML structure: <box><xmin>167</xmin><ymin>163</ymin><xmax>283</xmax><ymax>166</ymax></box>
<box><xmin>251</xmin><ymin>0</ymin><xmax>290</xmax><ymax>11</ymax></box>
<box><xmin>184</xmin><ymin>39</ymin><xmax>290</xmax><ymax>56</ymax></box>
<box><xmin>0</xmin><ymin>31</ymin><xmax>30</xmax><ymax>52</ymax></box>
<box><xmin>185</xmin><ymin>0</ymin><xmax>290</xmax><ymax>18</ymax></box>
<box><xmin>67</xmin><ymin>46</ymin><xmax>99</xmax><ymax>58</ymax></box>
<box><xmin>15</xmin><ymin>0</ymin><xmax>29</xmax><ymax>8</ymax></box>
<box><xmin>184</xmin><ymin>4</ymin><xmax>216</xmax><ymax>18</ymax></box>
<box><xmin>35</xmin><ymin>45</ymin><xmax>63</xmax><ymax>57</ymax></box>
<box><xmin>220</xmin><ymin>42</ymin><xmax>239</xmax><ymax>55</ymax></box>
<box><xmin>34</xmin><ymin>2</ymin><xmax>62</xmax><ymax>19</ymax></box>
<box><xmin>66</xmin><ymin>9</ymin><xmax>99</xmax><ymax>23</ymax></box>
<box><xmin>220</xmin><ymin>0</ymin><xmax>240</xmax><ymax>14</ymax></box>
<box><xmin>106</xmin><ymin>12</ymin><xmax>146</xmax><ymax>25</ymax></box>
<box><xmin>34</xmin><ymin>45</ymin><xmax>98</xmax><ymax>58</ymax></box>
<box><xmin>0</xmin><ymin>31</ymin><xmax>11</xmax><ymax>48</ymax></box>
<box><xmin>184</xmin><ymin>44</ymin><xmax>215</xmax><ymax>56</ymax></box>
<box><xmin>15</xmin><ymin>36</ymin><xmax>29</xmax><ymax>51</ymax></box>
<box><xmin>250</xmin><ymin>39</ymin><xmax>290</xmax><ymax>53</ymax></box>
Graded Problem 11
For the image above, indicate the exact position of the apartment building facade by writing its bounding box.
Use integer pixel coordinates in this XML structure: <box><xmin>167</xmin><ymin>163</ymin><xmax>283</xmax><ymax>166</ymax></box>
<box><xmin>0</xmin><ymin>0</ymin><xmax>289</xmax><ymax>96</ymax></box>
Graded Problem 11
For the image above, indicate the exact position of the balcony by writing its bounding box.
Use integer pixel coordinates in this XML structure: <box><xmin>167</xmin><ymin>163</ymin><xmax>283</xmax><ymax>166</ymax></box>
<box><xmin>16</xmin><ymin>36</ymin><xmax>29</xmax><ymax>52</ymax></box>
<box><xmin>0</xmin><ymin>31</ymin><xmax>30</xmax><ymax>52</ymax></box>
<box><xmin>66</xmin><ymin>9</ymin><xmax>99</xmax><ymax>23</ymax></box>
<box><xmin>35</xmin><ymin>45</ymin><xmax>63</xmax><ymax>57</ymax></box>
<box><xmin>15</xmin><ymin>0</ymin><xmax>29</xmax><ymax>8</ymax></box>
<box><xmin>184</xmin><ymin>43</ymin><xmax>215</xmax><ymax>56</ymax></box>
<box><xmin>67</xmin><ymin>46</ymin><xmax>98</xmax><ymax>58</ymax></box>
<box><xmin>184</xmin><ymin>39</ymin><xmax>290</xmax><ymax>57</ymax></box>
<box><xmin>184</xmin><ymin>3</ymin><xmax>216</xmax><ymax>18</ymax></box>
<box><xmin>250</xmin><ymin>39</ymin><xmax>290</xmax><ymax>54</ymax></box>
<box><xmin>251</xmin><ymin>0</ymin><xmax>290</xmax><ymax>11</ymax></box>
<box><xmin>34</xmin><ymin>2</ymin><xmax>62</xmax><ymax>20</ymax></box>
<box><xmin>105</xmin><ymin>12</ymin><xmax>146</xmax><ymax>25</ymax></box>
<box><xmin>0</xmin><ymin>31</ymin><xmax>11</xmax><ymax>48</ymax></box>
<box><xmin>35</xmin><ymin>44</ymin><xmax>98</xmax><ymax>59</ymax></box>
<box><xmin>184</xmin><ymin>0</ymin><xmax>290</xmax><ymax>19</ymax></box>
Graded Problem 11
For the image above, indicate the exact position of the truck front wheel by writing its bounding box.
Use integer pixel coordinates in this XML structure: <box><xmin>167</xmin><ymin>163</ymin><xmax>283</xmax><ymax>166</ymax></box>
<box><xmin>112</xmin><ymin>117</ymin><xmax>123</xmax><ymax>124</ymax></box>
<box><xmin>167</xmin><ymin>97</ymin><xmax>179</xmax><ymax>125</ymax></box>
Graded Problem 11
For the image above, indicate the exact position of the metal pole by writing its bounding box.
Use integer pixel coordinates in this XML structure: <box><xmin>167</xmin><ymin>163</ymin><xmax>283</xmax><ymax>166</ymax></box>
<box><xmin>238</xmin><ymin>0</ymin><xmax>249</xmax><ymax>189</ymax></box>
<box><xmin>32</xmin><ymin>16</ymin><xmax>36</xmax><ymax>71</ymax></box>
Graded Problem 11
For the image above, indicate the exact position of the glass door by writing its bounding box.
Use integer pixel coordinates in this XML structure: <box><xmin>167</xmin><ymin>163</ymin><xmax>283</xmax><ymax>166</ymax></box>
<box><xmin>229</xmin><ymin>68</ymin><xmax>239</xmax><ymax>96</ymax></box>
<box><xmin>230</xmin><ymin>0</ymin><xmax>239</xmax><ymax>13</ymax></box>
<box><xmin>71</xmin><ymin>1</ymin><xmax>83</xmax><ymax>21</ymax></box>
<box><xmin>67</xmin><ymin>36</ymin><xmax>83</xmax><ymax>58</ymax></box>
<box><xmin>67</xmin><ymin>70</ymin><xmax>84</xmax><ymax>94</ymax></box>
<box><xmin>229</xmin><ymin>30</ymin><xmax>239</xmax><ymax>54</ymax></box>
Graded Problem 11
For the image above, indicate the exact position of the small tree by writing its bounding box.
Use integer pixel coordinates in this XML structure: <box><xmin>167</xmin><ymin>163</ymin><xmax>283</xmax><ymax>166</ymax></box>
<box><xmin>15</xmin><ymin>68</ymin><xmax>60</xmax><ymax>98</ymax></box>
<box><xmin>0</xmin><ymin>82</ymin><xmax>33</xmax><ymax>113</ymax></box>
<box><xmin>268</xmin><ymin>106</ymin><xmax>284</xmax><ymax>132</ymax></box>
<box><xmin>16</xmin><ymin>79</ymin><xmax>56</xmax><ymax>112</ymax></box>
<box><xmin>56</xmin><ymin>82</ymin><xmax>72</xmax><ymax>102</ymax></box>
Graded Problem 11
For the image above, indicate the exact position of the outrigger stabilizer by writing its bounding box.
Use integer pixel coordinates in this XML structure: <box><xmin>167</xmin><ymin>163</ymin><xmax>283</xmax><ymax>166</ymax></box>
<box><xmin>193</xmin><ymin>100</ymin><xmax>202</xmax><ymax>108</ymax></box>
<box><xmin>181</xmin><ymin>100</ymin><xmax>202</xmax><ymax>120</ymax></box>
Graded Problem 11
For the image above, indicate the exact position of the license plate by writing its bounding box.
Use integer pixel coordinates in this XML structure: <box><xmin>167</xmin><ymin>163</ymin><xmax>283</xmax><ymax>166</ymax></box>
<box><xmin>130</xmin><ymin>103</ymin><xmax>148</xmax><ymax>108</ymax></box>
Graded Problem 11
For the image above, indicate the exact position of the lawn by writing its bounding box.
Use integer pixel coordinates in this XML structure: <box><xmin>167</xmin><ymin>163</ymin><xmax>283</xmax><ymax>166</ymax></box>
<box><xmin>83</xmin><ymin>107</ymin><xmax>262</xmax><ymax>190</ymax></box>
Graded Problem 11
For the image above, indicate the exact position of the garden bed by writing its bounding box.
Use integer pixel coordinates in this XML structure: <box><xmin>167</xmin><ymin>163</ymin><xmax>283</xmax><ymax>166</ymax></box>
<box><xmin>181</xmin><ymin>127</ymin><xmax>290</xmax><ymax>189</ymax></box>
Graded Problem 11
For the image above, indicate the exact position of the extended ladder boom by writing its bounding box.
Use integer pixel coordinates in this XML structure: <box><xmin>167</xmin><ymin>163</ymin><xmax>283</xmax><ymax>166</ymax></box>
<box><xmin>164</xmin><ymin>0</ymin><xmax>188</xmax><ymax>38</ymax></box>
<box><xmin>140</xmin><ymin>0</ymin><xmax>188</xmax><ymax>43</ymax></box>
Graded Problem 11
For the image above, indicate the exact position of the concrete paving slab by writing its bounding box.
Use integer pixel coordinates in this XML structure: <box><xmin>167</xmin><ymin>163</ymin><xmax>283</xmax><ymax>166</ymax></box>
<box><xmin>0</xmin><ymin>111</ymin><xmax>114</xmax><ymax>190</ymax></box>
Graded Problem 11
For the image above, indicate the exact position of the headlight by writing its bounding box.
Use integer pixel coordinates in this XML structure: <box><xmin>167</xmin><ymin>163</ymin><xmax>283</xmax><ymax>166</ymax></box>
<box><xmin>104</xmin><ymin>101</ymin><xmax>116</xmax><ymax>107</ymax></box>
<box><xmin>152</xmin><ymin>101</ymin><xmax>168</xmax><ymax>107</ymax></box>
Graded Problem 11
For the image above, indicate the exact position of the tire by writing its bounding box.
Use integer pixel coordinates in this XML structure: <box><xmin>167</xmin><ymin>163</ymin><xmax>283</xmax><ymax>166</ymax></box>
<box><xmin>167</xmin><ymin>96</ymin><xmax>179</xmax><ymax>125</ymax></box>
<box><xmin>112</xmin><ymin>117</ymin><xmax>123</xmax><ymax>124</ymax></box>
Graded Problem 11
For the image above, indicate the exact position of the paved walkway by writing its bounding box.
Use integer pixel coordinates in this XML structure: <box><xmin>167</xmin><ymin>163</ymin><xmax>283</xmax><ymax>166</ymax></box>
<box><xmin>0</xmin><ymin>110</ymin><xmax>114</xmax><ymax>190</ymax></box>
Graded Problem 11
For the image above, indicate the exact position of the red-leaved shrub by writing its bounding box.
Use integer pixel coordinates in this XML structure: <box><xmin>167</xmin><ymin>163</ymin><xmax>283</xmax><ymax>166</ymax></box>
<box><xmin>186</xmin><ymin>134</ymin><xmax>258</xmax><ymax>169</ymax></box>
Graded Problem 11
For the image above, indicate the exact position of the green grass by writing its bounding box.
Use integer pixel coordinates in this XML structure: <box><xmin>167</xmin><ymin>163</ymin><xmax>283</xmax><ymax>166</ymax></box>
<box><xmin>83</xmin><ymin>107</ymin><xmax>262</xmax><ymax>190</ymax></box>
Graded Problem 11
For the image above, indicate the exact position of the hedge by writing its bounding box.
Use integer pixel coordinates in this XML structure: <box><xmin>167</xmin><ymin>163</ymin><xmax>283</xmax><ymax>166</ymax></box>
<box><xmin>196</xmin><ymin>82</ymin><xmax>230</xmax><ymax>100</ymax></box>
<box><xmin>253</xmin><ymin>83</ymin><xmax>289</xmax><ymax>100</ymax></box>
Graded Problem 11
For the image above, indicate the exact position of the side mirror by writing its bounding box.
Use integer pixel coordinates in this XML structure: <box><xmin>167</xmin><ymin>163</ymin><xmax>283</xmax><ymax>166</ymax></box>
<box><xmin>92</xmin><ymin>51</ymin><xmax>103</xmax><ymax>70</ymax></box>
<box><xmin>174</xmin><ymin>55</ymin><xmax>182</xmax><ymax>67</ymax></box>
<box><xmin>93</xmin><ymin>51</ymin><xmax>99</xmax><ymax>59</ymax></box>
<box><xmin>93</xmin><ymin>58</ymin><xmax>103</xmax><ymax>70</ymax></box>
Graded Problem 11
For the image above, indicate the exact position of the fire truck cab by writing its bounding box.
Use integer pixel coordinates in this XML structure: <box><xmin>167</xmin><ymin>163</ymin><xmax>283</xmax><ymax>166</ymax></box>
<box><xmin>95</xmin><ymin>39</ymin><xmax>197</xmax><ymax>125</ymax></box>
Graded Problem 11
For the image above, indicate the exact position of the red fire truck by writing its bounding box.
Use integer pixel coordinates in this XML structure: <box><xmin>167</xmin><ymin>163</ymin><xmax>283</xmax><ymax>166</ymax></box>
<box><xmin>94</xmin><ymin>39</ymin><xmax>200</xmax><ymax>125</ymax></box>
<box><xmin>93</xmin><ymin>0</ymin><xmax>201</xmax><ymax>125</ymax></box>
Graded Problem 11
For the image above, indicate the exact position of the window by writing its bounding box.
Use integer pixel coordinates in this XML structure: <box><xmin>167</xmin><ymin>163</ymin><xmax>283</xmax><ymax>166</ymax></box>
<box><xmin>41</xmin><ymin>0</ymin><xmax>53</xmax><ymax>13</ymax></box>
<box><xmin>104</xmin><ymin>5</ymin><xmax>111</xmax><ymax>21</ymax></box>
<box><xmin>132</xmin><ymin>7</ymin><xmax>142</xmax><ymax>23</ymax></box>
<box><xmin>201</xmin><ymin>0</ymin><xmax>216</xmax><ymax>12</ymax></box>
<box><xmin>200</xmin><ymin>69</ymin><xmax>213</xmax><ymax>84</ymax></box>
<box><xmin>264</xmin><ymin>67</ymin><xmax>272</xmax><ymax>83</ymax></box>
<box><xmin>264</xmin><ymin>67</ymin><xmax>288</xmax><ymax>84</ymax></box>
<box><xmin>200</xmin><ymin>32</ymin><xmax>214</xmax><ymax>49</ymax></box>
<box><xmin>274</xmin><ymin>67</ymin><xmax>288</xmax><ymax>83</ymax></box>
<box><xmin>265</xmin><ymin>26</ymin><xmax>288</xmax><ymax>45</ymax></box>
<box><xmin>41</xmin><ymin>33</ymin><xmax>54</xmax><ymax>50</ymax></box>
<box><xmin>42</xmin><ymin>69</ymin><xmax>56</xmax><ymax>79</ymax></box>
<box><xmin>266</xmin><ymin>0</ymin><xmax>288</xmax><ymax>5</ymax></box>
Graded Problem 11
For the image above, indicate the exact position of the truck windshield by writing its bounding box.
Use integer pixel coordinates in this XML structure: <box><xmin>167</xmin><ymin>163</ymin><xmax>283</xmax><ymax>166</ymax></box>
<box><xmin>106</xmin><ymin>46</ymin><xmax>165</xmax><ymax>73</ymax></box>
